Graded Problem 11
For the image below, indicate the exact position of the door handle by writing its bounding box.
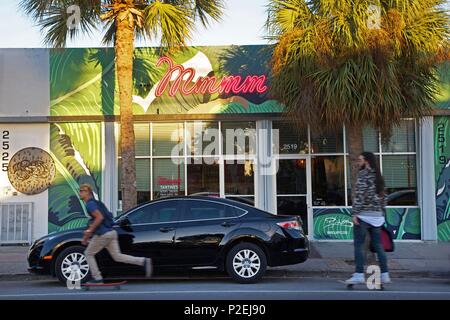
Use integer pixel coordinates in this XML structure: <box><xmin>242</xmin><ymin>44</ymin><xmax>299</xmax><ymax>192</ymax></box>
<box><xmin>221</xmin><ymin>221</ymin><xmax>236</xmax><ymax>228</ymax></box>
<box><xmin>160</xmin><ymin>227</ymin><xmax>175</xmax><ymax>233</ymax></box>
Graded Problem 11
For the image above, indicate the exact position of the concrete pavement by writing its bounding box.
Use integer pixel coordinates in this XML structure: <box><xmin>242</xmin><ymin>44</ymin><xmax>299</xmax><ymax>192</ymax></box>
<box><xmin>0</xmin><ymin>241</ymin><xmax>449</xmax><ymax>281</ymax></box>
<box><xmin>0</xmin><ymin>277</ymin><xmax>448</xmax><ymax>300</ymax></box>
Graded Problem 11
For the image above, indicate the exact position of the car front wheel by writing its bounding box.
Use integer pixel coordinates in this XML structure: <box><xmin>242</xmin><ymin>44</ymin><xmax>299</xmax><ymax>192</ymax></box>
<box><xmin>55</xmin><ymin>245</ymin><xmax>90</xmax><ymax>285</ymax></box>
<box><xmin>226</xmin><ymin>242</ymin><xmax>267</xmax><ymax>284</ymax></box>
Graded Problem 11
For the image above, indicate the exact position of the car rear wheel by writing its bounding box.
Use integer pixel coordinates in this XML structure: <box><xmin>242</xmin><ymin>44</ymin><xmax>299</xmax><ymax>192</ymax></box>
<box><xmin>226</xmin><ymin>242</ymin><xmax>267</xmax><ymax>284</ymax></box>
<box><xmin>55</xmin><ymin>246</ymin><xmax>90</xmax><ymax>285</ymax></box>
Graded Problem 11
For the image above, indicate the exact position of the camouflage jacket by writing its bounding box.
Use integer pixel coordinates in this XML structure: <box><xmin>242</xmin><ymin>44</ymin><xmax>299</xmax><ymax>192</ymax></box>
<box><xmin>352</xmin><ymin>168</ymin><xmax>386</xmax><ymax>216</ymax></box>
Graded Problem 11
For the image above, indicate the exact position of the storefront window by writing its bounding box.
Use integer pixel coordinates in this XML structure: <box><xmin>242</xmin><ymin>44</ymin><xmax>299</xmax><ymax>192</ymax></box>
<box><xmin>272</xmin><ymin>121</ymin><xmax>308</xmax><ymax>154</ymax></box>
<box><xmin>134</xmin><ymin>123</ymin><xmax>150</xmax><ymax>156</ymax></box>
<box><xmin>221</xmin><ymin>121</ymin><xmax>256</xmax><ymax>155</ymax></box>
<box><xmin>226</xmin><ymin>196</ymin><xmax>255</xmax><ymax>206</ymax></box>
<box><xmin>312</xmin><ymin>156</ymin><xmax>345</xmax><ymax>206</ymax></box>
<box><xmin>277</xmin><ymin>159</ymin><xmax>307</xmax><ymax>194</ymax></box>
<box><xmin>310</xmin><ymin>128</ymin><xmax>344</xmax><ymax>153</ymax></box>
<box><xmin>363</xmin><ymin>127</ymin><xmax>379</xmax><ymax>153</ymax></box>
<box><xmin>383</xmin><ymin>155</ymin><xmax>417</xmax><ymax>205</ymax></box>
<box><xmin>347</xmin><ymin>160</ymin><xmax>352</xmax><ymax>206</ymax></box>
<box><xmin>118</xmin><ymin>158</ymin><xmax>151</xmax><ymax>206</ymax></box>
<box><xmin>152</xmin><ymin>123</ymin><xmax>184</xmax><ymax>156</ymax></box>
<box><xmin>350</xmin><ymin>119</ymin><xmax>417</xmax><ymax>206</ymax></box>
<box><xmin>186</xmin><ymin>121</ymin><xmax>219</xmax><ymax>156</ymax></box>
<box><xmin>153</xmin><ymin>158</ymin><xmax>185</xmax><ymax>199</ymax></box>
<box><xmin>187</xmin><ymin>162</ymin><xmax>220</xmax><ymax>194</ymax></box>
<box><xmin>276</xmin><ymin>159</ymin><xmax>308</xmax><ymax>232</ymax></box>
<box><xmin>382</xmin><ymin>120</ymin><xmax>416</xmax><ymax>153</ymax></box>
<box><xmin>277</xmin><ymin>196</ymin><xmax>308</xmax><ymax>231</ymax></box>
<box><xmin>225</xmin><ymin>161</ymin><xmax>254</xmax><ymax>195</ymax></box>
<box><xmin>136</xmin><ymin>159</ymin><xmax>151</xmax><ymax>203</ymax></box>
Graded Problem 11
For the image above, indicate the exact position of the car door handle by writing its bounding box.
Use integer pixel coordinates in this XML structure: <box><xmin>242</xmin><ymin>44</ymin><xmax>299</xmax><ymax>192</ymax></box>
<box><xmin>160</xmin><ymin>227</ymin><xmax>175</xmax><ymax>233</ymax></box>
<box><xmin>221</xmin><ymin>221</ymin><xmax>236</xmax><ymax>228</ymax></box>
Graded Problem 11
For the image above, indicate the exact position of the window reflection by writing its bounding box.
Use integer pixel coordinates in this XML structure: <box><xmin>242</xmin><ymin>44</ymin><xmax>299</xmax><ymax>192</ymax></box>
<box><xmin>187</xmin><ymin>162</ymin><xmax>220</xmax><ymax>194</ymax></box>
<box><xmin>311</xmin><ymin>129</ymin><xmax>344</xmax><ymax>153</ymax></box>
<box><xmin>221</xmin><ymin>121</ymin><xmax>256</xmax><ymax>155</ymax></box>
<box><xmin>152</xmin><ymin>123</ymin><xmax>184</xmax><ymax>156</ymax></box>
<box><xmin>272</xmin><ymin>121</ymin><xmax>308</xmax><ymax>154</ymax></box>
<box><xmin>312</xmin><ymin>156</ymin><xmax>345</xmax><ymax>206</ymax></box>
<box><xmin>276</xmin><ymin>160</ymin><xmax>307</xmax><ymax>194</ymax></box>
<box><xmin>225</xmin><ymin>161</ymin><xmax>254</xmax><ymax>195</ymax></box>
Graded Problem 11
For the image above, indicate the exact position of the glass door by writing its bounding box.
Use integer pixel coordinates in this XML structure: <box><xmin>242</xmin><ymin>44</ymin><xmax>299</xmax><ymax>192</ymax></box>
<box><xmin>276</xmin><ymin>157</ymin><xmax>310</xmax><ymax>234</ymax></box>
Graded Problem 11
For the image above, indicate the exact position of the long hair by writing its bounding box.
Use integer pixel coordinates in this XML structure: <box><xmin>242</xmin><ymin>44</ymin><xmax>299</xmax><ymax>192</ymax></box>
<box><xmin>361</xmin><ymin>152</ymin><xmax>385</xmax><ymax>196</ymax></box>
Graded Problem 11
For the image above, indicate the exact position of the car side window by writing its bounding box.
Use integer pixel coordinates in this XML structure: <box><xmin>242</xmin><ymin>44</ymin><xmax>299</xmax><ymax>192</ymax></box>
<box><xmin>127</xmin><ymin>201</ymin><xmax>179</xmax><ymax>224</ymax></box>
<box><xmin>387</xmin><ymin>192</ymin><xmax>416</xmax><ymax>206</ymax></box>
<box><xmin>183</xmin><ymin>200</ymin><xmax>245</xmax><ymax>221</ymax></box>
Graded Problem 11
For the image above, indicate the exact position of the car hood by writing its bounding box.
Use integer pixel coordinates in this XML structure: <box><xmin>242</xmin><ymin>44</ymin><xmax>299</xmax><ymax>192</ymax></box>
<box><xmin>35</xmin><ymin>227</ymin><xmax>85</xmax><ymax>243</ymax></box>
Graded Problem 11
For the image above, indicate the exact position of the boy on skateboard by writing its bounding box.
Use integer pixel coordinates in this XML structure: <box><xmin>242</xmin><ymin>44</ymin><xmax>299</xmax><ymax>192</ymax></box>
<box><xmin>79</xmin><ymin>184</ymin><xmax>152</xmax><ymax>284</ymax></box>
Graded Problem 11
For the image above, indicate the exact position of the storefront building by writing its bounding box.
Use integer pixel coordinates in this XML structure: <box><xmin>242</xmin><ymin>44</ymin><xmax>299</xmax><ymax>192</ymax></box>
<box><xmin>0</xmin><ymin>46</ymin><xmax>449</xmax><ymax>243</ymax></box>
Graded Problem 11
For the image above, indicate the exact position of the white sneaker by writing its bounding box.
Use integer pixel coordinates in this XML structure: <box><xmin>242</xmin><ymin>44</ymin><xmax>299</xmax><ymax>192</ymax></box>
<box><xmin>381</xmin><ymin>272</ymin><xmax>391</xmax><ymax>284</ymax></box>
<box><xmin>345</xmin><ymin>273</ymin><xmax>365</xmax><ymax>284</ymax></box>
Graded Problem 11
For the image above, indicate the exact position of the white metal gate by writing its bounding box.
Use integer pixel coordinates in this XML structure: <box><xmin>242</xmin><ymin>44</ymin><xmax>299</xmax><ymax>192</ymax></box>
<box><xmin>0</xmin><ymin>203</ymin><xmax>33</xmax><ymax>245</ymax></box>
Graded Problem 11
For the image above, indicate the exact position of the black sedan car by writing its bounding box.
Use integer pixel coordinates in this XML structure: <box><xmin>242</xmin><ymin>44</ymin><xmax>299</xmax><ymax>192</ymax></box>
<box><xmin>28</xmin><ymin>196</ymin><xmax>309</xmax><ymax>284</ymax></box>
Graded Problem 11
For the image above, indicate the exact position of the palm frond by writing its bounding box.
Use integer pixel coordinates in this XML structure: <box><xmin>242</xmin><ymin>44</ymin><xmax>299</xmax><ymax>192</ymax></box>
<box><xmin>267</xmin><ymin>0</ymin><xmax>450</xmax><ymax>138</ymax></box>
<box><xmin>142</xmin><ymin>1</ymin><xmax>194</xmax><ymax>51</ymax></box>
<box><xmin>190</xmin><ymin>0</ymin><xmax>224</xmax><ymax>26</ymax></box>
<box><xmin>163</xmin><ymin>0</ymin><xmax>224</xmax><ymax>26</ymax></box>
<box><xmin>19</xmin><ymin>0</ymin><xmax>102</xmax><ymax>47</ymax></box>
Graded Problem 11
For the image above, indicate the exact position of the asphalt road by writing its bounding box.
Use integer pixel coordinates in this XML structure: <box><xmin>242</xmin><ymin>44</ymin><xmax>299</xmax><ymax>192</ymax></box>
<box><xmin>0</xmin><ymin>276</ymin><xmax>448</xmax><ymax>300</ymax></box>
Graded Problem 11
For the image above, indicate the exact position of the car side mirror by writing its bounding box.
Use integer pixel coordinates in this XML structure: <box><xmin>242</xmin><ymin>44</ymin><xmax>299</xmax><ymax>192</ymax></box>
<box><xmin>119</xmin><ymin>217</ymin><xmax>131</xmax><ymax>227</ymax></box>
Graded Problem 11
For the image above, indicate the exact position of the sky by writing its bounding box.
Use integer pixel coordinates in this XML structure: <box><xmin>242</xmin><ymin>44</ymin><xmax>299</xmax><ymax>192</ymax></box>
<box><xmin>0</xmin><ymin>1</ymin><xmax>448</xmax><ymax>48</ymax></box>
<box><xmin>0</xmin><ymin>0</ymin><xmax>269</xmax><ymax>48</ymax></box>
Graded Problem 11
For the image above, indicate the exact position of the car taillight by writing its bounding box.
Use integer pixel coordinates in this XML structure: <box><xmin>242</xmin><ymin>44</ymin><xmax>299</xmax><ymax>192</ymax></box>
<box><xmin>277</xmin><ymin>220</ymin><xmax>301</xmax><ymax>230</ymax></box>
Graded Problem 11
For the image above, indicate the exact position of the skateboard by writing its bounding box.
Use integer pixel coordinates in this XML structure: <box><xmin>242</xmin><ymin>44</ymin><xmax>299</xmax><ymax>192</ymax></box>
<box><xmin>338</xmin><ymin>280</ymin><xmax>385</xmax><ymax>290</ymax></box>
<box><xmin>81</xmin><ymin>280</ymin><xmax>127</xmax><ymax>291</ymax></box>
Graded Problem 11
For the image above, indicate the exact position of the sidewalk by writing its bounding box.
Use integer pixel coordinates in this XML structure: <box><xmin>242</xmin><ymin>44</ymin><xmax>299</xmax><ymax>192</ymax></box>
<box><xmin>0</xmin><ymin>242</ymin><xmax>449</xmax><ymax>280</ymax></box>
<box><xmin>271</xmin><ymin>241</ymin><xmax>450</xmax><ymax>279</ymax></box>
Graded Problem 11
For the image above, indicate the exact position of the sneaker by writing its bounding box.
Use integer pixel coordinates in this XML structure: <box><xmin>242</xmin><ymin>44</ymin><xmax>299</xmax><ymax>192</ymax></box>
<box><xmin>144</xmin><ymin>258</ymin><xmax>153</xmax><ymax>278</ymax></box>
<box><xmin>85</xmin><ymin>278</ymin><xmax>103</xmax><ymax>285</ymax></box>
<box><xmin>345</xmin><ymin>273</ymin><xmax>365</xmax><ymax>284</ymax></box>
<box><xmin>381</xmin><ymin>272</ymin><xmax>391</xmax><ymax>284</ymax></box>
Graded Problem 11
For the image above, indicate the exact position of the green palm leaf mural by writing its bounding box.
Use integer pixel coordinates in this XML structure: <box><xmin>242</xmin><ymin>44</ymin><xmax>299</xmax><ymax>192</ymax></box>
<box><xmin>51</xmin><ymin>48</ymin><xmax>116</xmax><ymax>116</ymax></box>
<box><xmin>48</xmin><ymin>123</ymin><xmax>102</xmax><ymax>232</ymax></box>
<box><xmin>313</xmin><ymin>208</ymin><xmax>353</xmax><ymax>240</ymax></box>
<box><xmin>314</xmin><ymin>207</ymin><xmax>421</xmax><ymax>240</ymax></box>
<box><xmin>437</xmin><ymin>221</ymin><xmax>450</xmax><ymax>241</ymax></box>
<box><xmin>51</xmin><ymin>46</ymin><xmax>283</xmax><ymax>116</ymax></box>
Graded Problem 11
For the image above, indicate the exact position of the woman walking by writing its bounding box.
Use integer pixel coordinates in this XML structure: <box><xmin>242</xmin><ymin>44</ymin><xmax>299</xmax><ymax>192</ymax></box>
<box><xmin>346</xmin><ymin>152</ymin><xmax>391</xmax><ymax>285</ymax></box>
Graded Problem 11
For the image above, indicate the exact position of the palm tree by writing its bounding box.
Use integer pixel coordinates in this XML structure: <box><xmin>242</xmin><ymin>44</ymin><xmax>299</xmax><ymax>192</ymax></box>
<box><xmin>20</xmin><ymin>0</ymin><xmax>224</xmax><ymax>211</ymax></box>
<box><xmin>266</xmin><ymin>0</ymin><xmax>449</xmax><ymax>199</ymax></box>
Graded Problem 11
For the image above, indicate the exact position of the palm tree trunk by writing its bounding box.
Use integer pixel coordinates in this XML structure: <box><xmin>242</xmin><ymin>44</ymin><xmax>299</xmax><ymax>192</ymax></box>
<box><xmin>116</xmin><ymin>4</ymin><xmax>137</xmax><ymax>211</ymax></box>
<box><xmin>347</xmin><ymin>123</ymin><xmax>364</xmax><ymax>204</ymax></box>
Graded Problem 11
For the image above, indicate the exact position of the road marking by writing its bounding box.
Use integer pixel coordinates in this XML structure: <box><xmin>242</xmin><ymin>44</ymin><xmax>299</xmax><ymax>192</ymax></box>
<box><xmin>0</xmin><ymin>289</ymin><xmax>449</xmax><ymax>298</ymax></box>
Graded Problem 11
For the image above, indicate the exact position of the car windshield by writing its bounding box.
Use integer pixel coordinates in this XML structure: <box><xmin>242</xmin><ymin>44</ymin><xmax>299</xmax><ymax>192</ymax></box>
<box><xmin>114</xmin><ymin>209</ymin><xmax>133</xmax><ymax>222</ymax></box>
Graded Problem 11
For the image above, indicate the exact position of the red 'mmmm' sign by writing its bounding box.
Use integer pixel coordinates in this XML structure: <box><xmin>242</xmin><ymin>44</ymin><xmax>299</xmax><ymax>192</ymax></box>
<box><xmin>155</xmin><ymin>57</ymin><xmax>268</xmax><ymax>97</ymax></box>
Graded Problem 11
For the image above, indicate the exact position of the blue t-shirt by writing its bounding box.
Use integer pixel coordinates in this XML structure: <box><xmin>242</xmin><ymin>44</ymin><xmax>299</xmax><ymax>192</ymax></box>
<box><xmin>86</xmin><ymin>198</ymin><xmax>114</xmax><ymax>235</ymax></box>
